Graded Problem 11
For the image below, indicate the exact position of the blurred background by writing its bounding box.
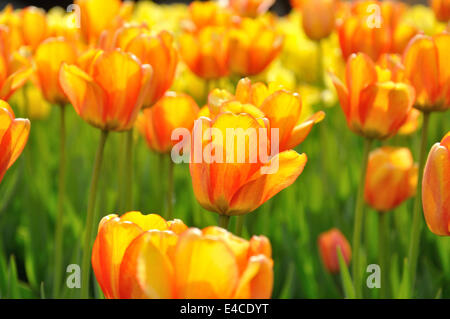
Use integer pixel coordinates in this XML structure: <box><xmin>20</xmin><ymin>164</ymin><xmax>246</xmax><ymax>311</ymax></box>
<box><xmin>0</xmin><ymin>0</ymin><xmax>431</xmax><ymax>15</ymax></box>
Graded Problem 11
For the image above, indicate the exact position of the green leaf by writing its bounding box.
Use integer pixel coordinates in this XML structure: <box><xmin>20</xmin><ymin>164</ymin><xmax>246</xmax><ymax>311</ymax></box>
<box><xmin>337</xmin><ymin>249</ymin><xmax>356</xmax><ymax>299</ymax></box>
<box><xmin>7</xmin><ymin>255</ymin><xmax>19</xmax><ymax>299</ymax></box>
<box><xmin>397</xmin><ymin>258</ymin><xmax>410</xmax><ymax>299</ymax></box>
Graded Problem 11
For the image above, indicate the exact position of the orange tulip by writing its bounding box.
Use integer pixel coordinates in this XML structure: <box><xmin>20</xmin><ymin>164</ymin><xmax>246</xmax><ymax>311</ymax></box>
<box><xmin>189</xmin><ymin>108</ymin><xmax>307</xmax><ymax>216</ymax></box>
<box><xmin>34</xmin><ymin>37</ymin><xmax>78</xmax><ymax>105</ymax></box>
<box><xmin>403</xmin><ymin>33</ymin><xmax>450</xmax><ymax>112</ymax></box>
<box><xmin>318</xmin><ymin>228</ymin><xmax>352</xmax><ymax>274</ymax></box>
<box><xmin>59</xmin><ymin>48</ymin><xmax>152</xmax><ymax>131</ymax></box>
<box><xmin>337</xmin><ymin>1</ymin><xmax>417</xmax><ymax>61</ymax></box>
<box><xmin>136</xmin><ymin>92</ymin><xmax>199</xmax><ymax>154</ymax></box>
<box><xmin>0</xmin><ymin>100</ymin><xmax>30</xmax><ymax>183</ymax></box>
<box><xmin>330</xmin><ymin>52</ymin><xmax>415</xmax><ymax>139</ymax></box>
<box><xmin>179</xmin><ymin>26</ymin><xmax>230</xmax><ymax>79</ymax></box>
<box><xmin>228</xmin><ymin>0</ymin><xmax>275</xmax><ymax>17</ymax></box>
<box><xmin>364</xmin><ymin>147</ymin><xmax>418</xmax><ymax>212</ymax></box>
<box><xmin>76</xmin><ymin>0</ymin><xmax>133</xmax><ymax>45</ymax></box>
<box><xmin>208</xmin><ymin>78</ymin><xmax>325</xmax><ymax>152</ymax></box>
<box><xmin>0</xmin><ymin>28</ymin><xmax>33</xmax><ymax>101</ymax></box>
<box><xmin>301</xmin><ymin>0</ymin><xmax>337</xmax><ymax>41</ymax></box>
<box><xmin>422</xmin><ymin>132</ymin><xmax>450</xmax><ymax>236</ymax></box>
<box><xmin>92</xmin><ymin>211</ymin><xmax>273</xmax><ymax>298</ymax></box>
<box><xmin>431</xmin><ymin>0</ymin><xmax>450</xmax><ymax>22</ymax></box>
<box><xmin>229</xmin><ymin>18</ymin><xmax>283</xmax><ymax>76</ymax></box>
<box><xmin>102</xmin><ymin>25</ymin><xmax>178</xmax><ymax>107</ymax></box>
<box><xmin>185</xmin><ymin>1</ymin><xmax>236</xmax><ymax>31</ymax></box>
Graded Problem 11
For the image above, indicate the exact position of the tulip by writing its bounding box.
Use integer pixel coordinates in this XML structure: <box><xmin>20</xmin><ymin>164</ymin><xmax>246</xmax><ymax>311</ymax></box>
<box><xmin>35</xmin><ymin>36</ymin><xmax>78</xmax><ymax>296</ymax></box>
<box><xmin>34</xmin><ymin>37</ymin><xmax>78</xmax><ymax>105</ymax></box>
<box><xmin>430</xmin><ymin>0</ymin><xmax>450</xmax><ymax>22</ymax></box>
<box><xmin>301</xmin><ymin>0</ymin><xmax>337</xmax><ymax>41</ymax></box>
<box><xmin>228</xmin><ymin>0</ymin><xmax>275</xmax><ymax>18</ymax></box>
<box><xmin>318</xmin><ymin>228</ymin><xmax>352</xmax><ymax>274</ymax></box>
<box><xmin>0</xmin><ymin>27</ymin><xmax>33</xmax><ymax>101</ymax></box>
<box><xmin>403</xmin><ymin>33</ymin><xmax>450</xmax><ymax>112</ymax></box>
<box><xmin>185</xmin><ymin>1</ymin><xmax>235</xmax><ymax>31</ymax></box>
<box><xmin>179</xmin><ymin>26</ymin><xmax>230</xmax><ymax>79</ymax></box>
<box><xmin>59</xmin><ymin>48</ymin><xmax>152</xmax><ymax>132</ymax></box>
<box><xmin>20</xmin><ymin>6</ymin><xmax>48</xmax><ymax>51</ymax></box>
<box><xmin>9</xmin><ymin>83</ymin><xmax>51</xmax><ymax>120</ymax></box>
<box><xmin>403</xmin><ymin>33</ymin><xmax>450</xmax><ymax>287</ymax></box>
<box><xmin>137</xmin><ymin>92</ymin><xmax>199</xmax><ymax>154</ymax></box>
<box><xmin>104</xmin><ymin>25</ymin><xmax>178</xmax><ymax>108</ymax></box>
<box><xmin>330</xmin><ymin>52</ymin><xmax>415</xmax><ymax>140</ymax></box>
<box><xmin>208</xmin><ymin>78</ymin><xmax>325</xmax><ymax>152</ymax></box>
<box><xmin>92</xmin><ymin>211</ymin><xmax>273</xmax><ymax>299</ymax></box>
<box><xmin>0</xmin><ymin>100</ymin><xmax>30</xmax><ymax>183</ymax></box>
<box><xmin>189</xmin><ymin>109</ymin><xmax>308</xmax><ymax>224</ymax></box>
<box><xmin>75</xmin><ymin>0</ymin><xmax>133</xmax><ymax>44</ymax></box>
<box><xmin>422</xmin><ymin>132</ymin><xmax>450</xmax><ymax>236</ymax></box>
<box><xmin>59</xmin><ymin>48</ymin><xmax>151</xmax><ymax>298</ymax></box>
<box><xmin>137</xmin><ymin>92</ymin><xmax>199</xmax><ymax>219</ymax></box>
<box><xmin>228</xmin><ymin>18</ymin><xmax>283</xmax><ymax>76</ymax></box>
<box><xmin>365</xmin><ymin>147</ymin><xmax>418</xmax><ymax>212</ymax></box>
<box><xmin>337</xmin><ymin>1</ymin><xmax>417</xmax><ymax>61</ymax></box>
<box><xmin>330</xmin><ymin>52</ymin><xmax>414</xmax><ymax>297</ymax></box>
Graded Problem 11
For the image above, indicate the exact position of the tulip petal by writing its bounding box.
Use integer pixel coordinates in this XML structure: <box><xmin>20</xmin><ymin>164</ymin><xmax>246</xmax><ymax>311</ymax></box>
<box><xmin>284</xmin><ymin>111</ymin><xmax>325</xmax><ymax>150</ymax></box>
<box><xmin>59</xmin><ymin>63</ymin><xmax>106</xmax><ymax>129</ymax></box>
<box><xmin>91</xmin><ymin>217</ymin><xmax>143</xmax><ymax>299</ymax></box>
<box><xmin>234</xmin><ymin>255</ymin><xmax>273</xmax><ymax>299</ymax></box>
<box><xmin>174</xmin><ymin>228</ymin><xmax>239</xmax><ymax>298</ymax></box>
<box><xmin>119</xmin><ymin>230</ymin><xmax>177</xmax><ymax>299</ymax></box>
<box><xmin>120</xmin><ymin>211</ymin><xmax>169</xmax><ymax>232</ymax></box>
<box><xmin>228</xmin><ymin>151</ymin><xmax>307</xmax><ymax>215</ymax></box>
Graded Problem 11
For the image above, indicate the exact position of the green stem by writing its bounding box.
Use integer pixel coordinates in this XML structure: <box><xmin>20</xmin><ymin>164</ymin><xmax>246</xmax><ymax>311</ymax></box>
<box><xmin>352</xmin><ymin>137</ymin><xmax>372</xmax><ymax>299</ymax></box>
<box><xmin>167</xmin><ymin>156</ymin><xmax>174</xmax><ymax>220</ymax></box>
<box><xmin>53</xmin><ymin>105</ymin><xmax>66</xmax><ymax>298</ymax></box>
<box><xmin>218</xmin><ymin>215</ymin><xmax>230</xmax><ymax>230</ymax></box>
<box><xmin>123</xmin><ymin>130</ymin><xmax>134</xmax><ymax>211</ymax></box>
<box><xmin>80</xmin><ymin>130</ymin><xmax>108</xmax><ymax>299</ymax></box>
<box><xmin>378</xmin><ymin>212</ymin><xmax>388</xmax><ymax>299</ymax></box>
<box><xmin>408</xmin><ymin>111</ymin><xmax>430</xmax><ymax>288</ymax></box>
<box><xmin>235</xmin><ymin>215</ymin><xmax>245</xmax><ymax>236</ymax></box>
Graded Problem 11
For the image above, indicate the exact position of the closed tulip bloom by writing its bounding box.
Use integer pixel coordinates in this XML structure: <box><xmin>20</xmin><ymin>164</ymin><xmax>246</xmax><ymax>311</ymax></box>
<box><xmin>0</xmin><ymin>30</ymin><xmax>33</xmax><ymax>101</ymax></box>
<box><xmin>229</xmin><ymin>0</ymin><xmax>275</xmax><ymax>17</ymax></box>
<box><xmin>301</xmin><ymin>0</ymin><xmax>337</xmax><ymax>41</ymax></box>
<box><xmin>189</xmin><ymin>110</ymin><xmax>307</xmax><ymax>216</ymax></box>
<box><xmin>34</xmin><ymin>37</ymin><xmax>77</xmax><ymax>105</ymax></box>
<box><xmin>186</xmin><ymin>1</ymin><xmax>235</xmax><ymax>31</ymax></box>
<box><xmin>76</xmin><ymin>0</ymin><xmax>132</xmax><ymax>44</ymax></box>
<box><xmin>431</xmin><ymin>0</ymin><xmax>450</xmax><ymax>22</ymax></box>
<box><xmin>330</xmin><ymin>52</ymin><xmax>415</xmax><ymax>139</ymax></box>
<box><xmin>59</xmin><ymin>49</ymin><xmax>152</xmax><ymax>131</ymax></box>
<box><xmin>422</xmin><ymin>132</ymin><xmax>450</xmax><ymax>236</ymax></box>
<box><xmin>364</xmin><ymin>147</ymin><xmax>418</xmax><ymax>212</ymax></box>
<box><xmin>179</xmin><ymin>26</ymin><xmax>230</xmax><ymax>79</ymax></box>
<box><xmin>318</xmin><ymin>228</ymin><xmax>352</xmax><ymax>274</ymax></box>
<box><xmin>92</xmin><ymin>212</ymin><xmax>273</xmax><ymax>298</ymax></box>
<box><xmin>337</xmin><ymin>1</ymin><xmax>417</xmax><ymax>61</ymax></box>
<box><xmin>136</xmin><ymin>92</ymin><xmax>199</xmax><ymax>153</ymax></box>
<box><xmin>107</xmin><ymin>25</ymin><xmax>178</xmax><ymax>107</ymax></box>
<box><xmin>0</xmin><ymin>100</ymin><xmax>30</xmax><ymax>183</ymax></box>
<box><xmin>403</xmin><ymin>33</ymin><xmax>450</xmax><ymax>112</ymax></box>
<box><xmin>20</xmin><ymin>6</ymin><xmax>47</xmax><ymax>51</ymax></box>
<box><xmin>229</xmin><ymin>18</ymin><xmax>283</xmax><ymax>76</ymax></box>
<box><xmin>208</xmin><ymin>78</ymin><xmax>325</xmax><ymax>152</ymax></box>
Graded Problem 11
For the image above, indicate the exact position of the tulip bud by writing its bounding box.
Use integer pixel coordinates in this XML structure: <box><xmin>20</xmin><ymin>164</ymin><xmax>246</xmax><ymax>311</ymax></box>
<box><xmin>318</xmin><ymin>228</ymin><xmax>352</xmax><ymax>274</ymax></box>
<box><xmin>302</xmin><ymin>0</ymin><xmax>336</xmax><ymax>41</ymax></box>
<box><xmin>422</xmin><ymin>132</ymin><xmax>450</xmax><ymax>236</ymax></box>
<box><xmin>365</xmin><ymin>147</ymin><xmax>418</xmax><ymax>212</ymax></box>
<box><xmin>430</xmin><ymin>0</ymin><xmax>450</xmax><ymax>22</ymax></box>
